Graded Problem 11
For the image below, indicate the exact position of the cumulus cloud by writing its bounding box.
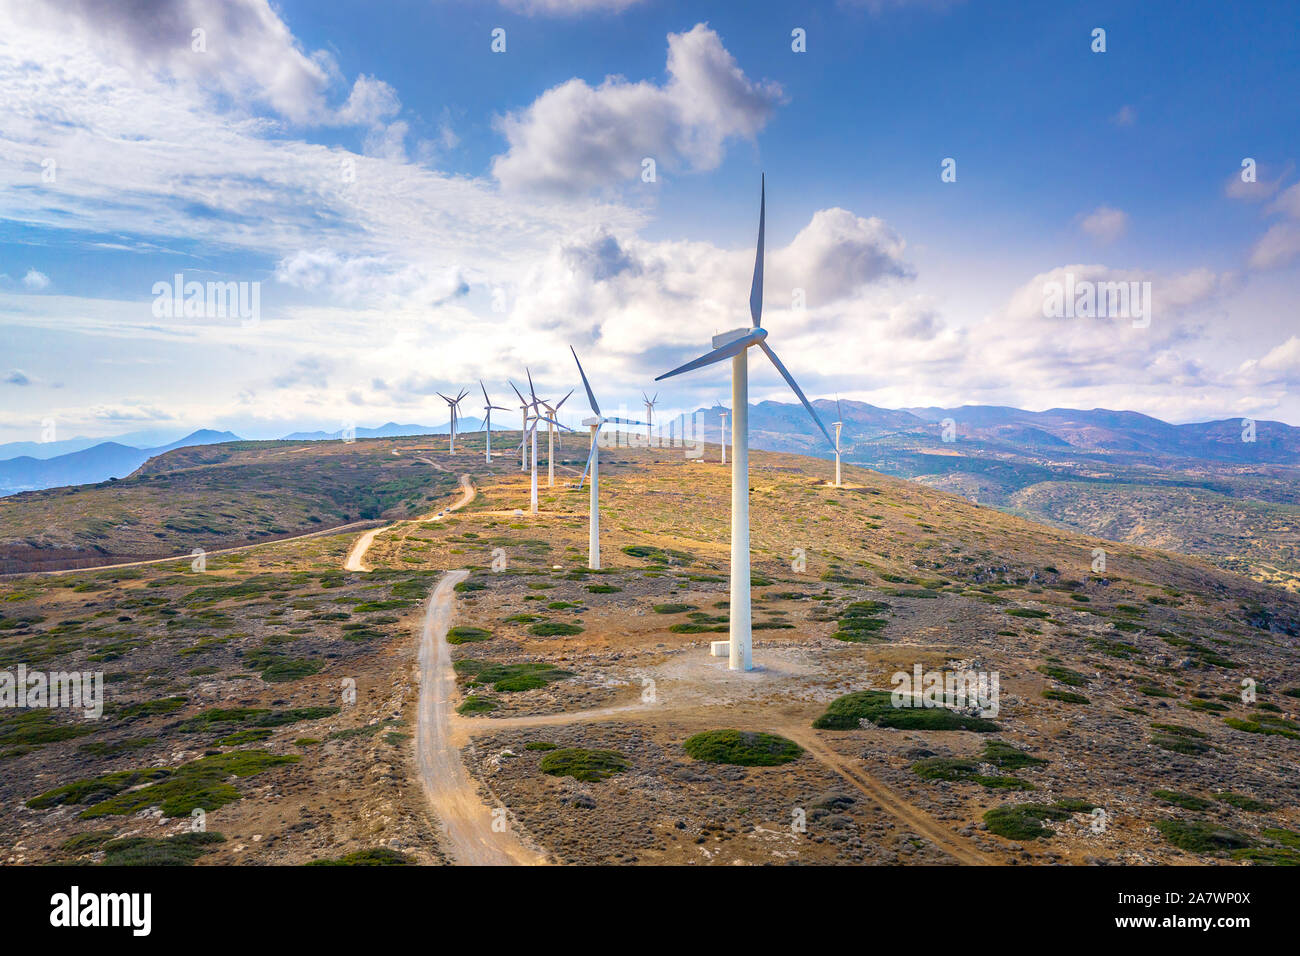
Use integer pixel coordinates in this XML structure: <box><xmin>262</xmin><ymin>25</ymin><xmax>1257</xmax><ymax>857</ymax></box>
<box><xmin>1237</xmin><ymin>336</ymin><xmax>1300</xmax><ymax>385</ymax></box>
<box><xmin>4</xmin><ymin>369</ymin><xmax>30</xmax><ymax>386</ymax></box>
<box><xmin>772</xmin><ymin>208</ymin><xmax>913</xmax><ymax>302</ymax></box>
<box><xmin>491</xmin><ymin>23</ymin><xmax>783</xmax><ymax>194</ymax></box>
<box><xmin>1078</xmin><ymin>205</ymin><xmax>1129</xmax><ymax>243</ymax></box>
<box><xmin>1111</xmin><ymin>105</ymin><xmax>1137</xmax><ymax>127</ymax></box>
<box><xmin>22</xmin><ymin>268</ymin><xmax>50</xmax><ymax>291</ymax></box>
<box><xmin>11</xmin><ymin>0</ymin><xmax>337</xmax><ymax>124</ymax></box>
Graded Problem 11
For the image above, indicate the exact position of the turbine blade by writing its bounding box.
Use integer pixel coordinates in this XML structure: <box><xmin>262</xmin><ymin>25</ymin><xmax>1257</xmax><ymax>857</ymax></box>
<box><xmin>554</xmin><ymin>388</ymin><xmax>573</xmax><ymax>412</ymax></box>
<box><xmin>576</xmin><ymin>423</ymin><xmax>603</xmax><ymax>490</ymax></box>
<box><xmin>655</xmin><ymin>332</ymin><xmax>757</xmax><ymax>381</ymax></box>
<box><xmin>508</xmin><ymin>380</ymin><xmax>526</xmax><ymax>406</ymax></box>
<box><xmin>603</xmin><ymin>417</ymin><xmax>649</xmax><ymax>426</ymax></box>
<box><xmin>571</xmin><ymin>346</ymin><xmax>602</xmax><ymax>417</ymax></box>
<box><xmin>480</xmin><ymin>379</ymin><xmax>490</xmax><ymax>406</ymax></box>
<box><xmin>526</xmin><ymin>368</ymin><xmax>537</xmax><ymax>404</ymax></box>
<box><xmin>758</xmin><ymin>340</ymin><xmax>834</xmax><ymax>447</ymax></box>
<box><xmin>536</xmin><ymin>415</ymin><xmax>573</xmax><ymax>431</ymax></box>
<box><xmin>749</xmin><ymin>173</ymin><xmax>765</xmax><ymax>327</ymax></box>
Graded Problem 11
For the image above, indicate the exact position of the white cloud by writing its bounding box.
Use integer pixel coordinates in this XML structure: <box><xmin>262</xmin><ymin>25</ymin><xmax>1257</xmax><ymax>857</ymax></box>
<box><xmin>1079</xmin><ymin>205</ymin><xmax>1129</xmax><ymax>243</ymax></box>
<box><xmin>22</xmin><ymin>268</ymin><xmax>50</xmax><ymax>291</ymax></box>
<box><xmin>10</xmin><ymin>0</ymin><xmax>337</xmax><ymax>124</ymax></box>
<box><xmin>491</xmin><ymin>23</ymin><xmax>783</xmax><ymax>194</ymax></box>
<box><xmin>275</xmin><ymin>250</ymin><xmax>469</xmax><ymax>306</ymax></box>
<box><xmin>1249</xmin><ymin>222</ymin><xmax>1300</xmax><ymax>270</ymax></box>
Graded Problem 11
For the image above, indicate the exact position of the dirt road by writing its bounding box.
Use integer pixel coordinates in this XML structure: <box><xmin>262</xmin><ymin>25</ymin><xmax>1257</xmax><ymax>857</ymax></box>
<box><xmin>344</xmin><ymin>474</ymin><xmax>474</xmax><ymax>572</ymax></box>
<box><xmin>416</xmin><ymin>569</ymin><xmax>546</xmax><ymax>865</ymax></box>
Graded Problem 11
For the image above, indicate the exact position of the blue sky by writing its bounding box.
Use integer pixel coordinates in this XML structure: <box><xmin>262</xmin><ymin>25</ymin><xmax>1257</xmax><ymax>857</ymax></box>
<box><xmin>1</xmin><ymin>0</ymin><xmax>1298</xmax><ymax>445</ymax></box>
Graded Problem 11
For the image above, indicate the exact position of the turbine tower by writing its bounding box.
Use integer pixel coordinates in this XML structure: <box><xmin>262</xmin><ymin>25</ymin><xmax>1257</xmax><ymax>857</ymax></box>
<box><xmin>520</xmin><ymin>371</ymin><xmax>569</xmax><ymax>514</ymax></box>
<box><xmin>719</xmin><ymin>403</ymin><xmax>728</xmax><ymax>465</ymax></box>
<box><xmin>832</xmin><ymin>396</ymin><xmax>844</xmax><ymax>488</ymax></box>
<box><xmin>655</xmin><ymin>175</ymin><xmax>832</xmax><ymax>671</ymax></box>
<box><xmin>572</xmin><ymin>347</ymin><xmax>648</xmax><ymax>569</ymax></box>
<box><xmin>437</xmin><ymin>388</ymin><xmax>469</xmax><ymax>453</ymax></box>
<box><xmin>480</xmin><ymin>381</ymin><xmax>508</xmax><ymax>465</ymax></box>
<box><xmin>509</xmin><ymin>381</ymin><xmax>530</xmax><ymax>472</ymax></box>
<box><xmin>542</xmin><ymin>389</ymin><xmax>574</xmax><ymax>488</ymax></box>
<box><xmin>642</xmin><ymin>392</ymin><xmax>658</xmax><ymax>444</ymax></box>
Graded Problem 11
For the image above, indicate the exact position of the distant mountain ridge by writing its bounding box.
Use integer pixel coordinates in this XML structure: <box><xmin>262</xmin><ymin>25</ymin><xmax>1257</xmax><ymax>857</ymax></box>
<box><xmin>0</xmin><ymin>430</ymin><xmax>239</xmax><ymax>496</ymax></box>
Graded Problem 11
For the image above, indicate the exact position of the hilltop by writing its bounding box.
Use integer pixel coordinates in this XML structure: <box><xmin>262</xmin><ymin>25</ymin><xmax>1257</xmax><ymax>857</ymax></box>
<box><xmin>672</xmin><ymin>400</ymin><xmax>1300</xmax><ymax>591</ymax></box>
<box><xmin>0</xmin><ymin>433</ymin><xmax>1297</xmax><ymax>866</ymax></box>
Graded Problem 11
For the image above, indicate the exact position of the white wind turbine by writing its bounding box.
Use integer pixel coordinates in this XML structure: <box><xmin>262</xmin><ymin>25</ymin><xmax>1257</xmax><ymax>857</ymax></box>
<box><xmin>480</xmin><ymin>381</ymin><xmax>509</xmax><ymax>464</ymax></box>
<box><xmin>718</xmin><ymin>401</ymin><xmax>729</xmax><ymax>465</ymax></box>
<box><xmin>541</xmin><ymin>389</ymin><xmax>574</xmax><ymax>487</ymax></box>
<box><xmin>571</xmin><ymin>347</ymin><xmax>648</xmax><ymax>570</ymax></box>
<box><xmin>437</xmin><ymin>388</ymin><xmax>469</xmax><ymax>453</ymax></box>
<box><xmin>642</xmin><ymin>391</ymin><xmax>658</xmax><ymax>444</ymax></box>
<box><xmin>509</xmin><ymin>381</ymin><xmax>530</xmax><ymax>471</ymax></box>
<box><xmin>832</xmin><ymin>396</ymin><xmax>844</xmax><ymax>487</ymax></box>
<box><xmin>518</xmin><ymin>370</ymin><xmax>570</xmax><ymax>514</ymax></box>
<box><xmin>655</xmin><ymin>175</ymin><xmax>833</xmax><ymax>671</ymax></box>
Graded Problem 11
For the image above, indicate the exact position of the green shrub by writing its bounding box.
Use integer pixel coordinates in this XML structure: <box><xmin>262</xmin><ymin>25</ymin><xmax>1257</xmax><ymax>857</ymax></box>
<box><xmin>1153</xmin><ymin>789</ymin><xmax>1212</xmax><ymax>811</ymax></box>
<box><xmin>101</xmin><ymin>831</ymin><xmax>226</xmax><ymax>866</ymax></box>
<box><xmin>1156</xmin><ymin>819</ymin><xmax>1254</xmax><ymax>852</ymax></box>
<box><xmin>653</xmin><ymin>603</ymin><xmax>696</xmax><ymax>614</ymax></box>
<box><xmin>447</xmin><ymin>626</ymin><xmax>491</xmax><ymax>644</ymax></box>
<box><xmin>1042</xmin><ymin>689</ymin><xmax>1089</xmax><ymax>704</ymax></box>
<box><xmin>528</xmin><ymin>621</ymin><xmax>583</xmax><ymax>637</ymax></box>
<box><xmin>683</xmin><ymin>730</ymin><xmax>802</xmax><ymax>767</ymax></box>
<box><xmin>539</xmin><ymin>747</ymin><xmax>629</xmax><ymax>782</ymax></box>
<box><xmin>983</xmin><ymin>800</ymin><xmax>1092</xmax><ymax>840</ymax></box>
<box><xmin>813</xmin><ymin>690</ymin><xmax>999</xmax><ymax>732</ymax></box>
<box><xmin>1037</xmin><ymin>665</ymin><xmax>1088</xmax><ymax>686</ymax></box>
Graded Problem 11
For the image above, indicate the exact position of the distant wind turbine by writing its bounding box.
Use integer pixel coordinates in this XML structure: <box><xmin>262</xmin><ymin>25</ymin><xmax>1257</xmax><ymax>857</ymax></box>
<box><xmin>520</xmin><ymin>370</ymin><xmax>570</xmax><ymax>513</ymax></box>
<box><xmin>480</xmin><ymin>381</ymin><xmax>509</xmax><ymax>464</ymax></box>
<box><xmin>509</xmin><ymin>380</ymin><xmax>530</xmax><ymax>472</ymax></box>
<box><xmin>572</xmin><ymin>347</ymin><xmax>648</xmax><ymax>569</ymax></box>
<box><xmin>655</xmin><ymin>175</ymin><xmax>833</xmax><ymax>671</ymax></box>
<box><xmin>437</xmin><ymin>388</ymin><xmax>469</xmax><ymax>453</ymax></box>
<box><xmin>542</xmin><ymin>389</ymin><xmax>574</xmax><ymax>487</ymax></box>
<box><xmin>832</xmin><ymin>396</ymin><xmax>844</xmax><ymax>487</ymax></box>
<box><xmin>642</xmin><ymin>391</ymin><xmax>658</xmax><ymax>444</ymax></box>
<box><xmin>719</xmin><ymin>402</ymin><xmax>728</xmax><ymax>465</ymax></box>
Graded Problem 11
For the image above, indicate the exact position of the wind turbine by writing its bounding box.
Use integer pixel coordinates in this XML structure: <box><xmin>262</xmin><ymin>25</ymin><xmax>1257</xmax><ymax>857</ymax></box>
<box><xmin>571</xmin><ymin>347</ymin><xmax>648</xmax><ymax>570</ymax></box>
<box><xmin>542</xmin><ymin>389</ymin><xmax>574</xmax><ymax>487</ymax></box>
<box><xmin>719</xmin><ymin>401</ymin><xmax>729</xmax><ymax>465</ymax></box>
<box><xmin>437</xmin><ymin>388</ymin><xmax>469</xmax><ymax>453</ymax></box>
<box><xmin>642</xmin><ymin>391</ymin><xmax>658</xmax><ymax>444</ymax></box>
<box><xmin>480</xmin><ymin>381</ymin><xmax>509</xmax><ymax>464</ymax></box>
<box><xmin>521</xmin><ymin>371</ymin><xmax>570</xmax><ymax>513</ymax></box>
<box><xmin>832</xmin><ymin>396</ymin><xmax>844</xmax><ymax>487</ymax></box>
<box><xmin>655</xmin><ymin>175</ymin><xmax>832</xmax><ymax>671</ymax></box>
<box><xmin>509</xmin><ymin>381</ymin><xmax>530</xmax><ymax>472</ymax></box>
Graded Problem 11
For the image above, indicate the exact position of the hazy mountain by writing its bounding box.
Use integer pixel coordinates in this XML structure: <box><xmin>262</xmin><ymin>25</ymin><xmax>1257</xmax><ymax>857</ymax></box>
<box><xmin>278</xmin><ymin>419</ymin><xmax>507</xmax><ymax>441</ymax></box>
<box><xmin>0</xmin><ymin>429</ymin><xmax>241</xmax><ymax>496</ymax></box>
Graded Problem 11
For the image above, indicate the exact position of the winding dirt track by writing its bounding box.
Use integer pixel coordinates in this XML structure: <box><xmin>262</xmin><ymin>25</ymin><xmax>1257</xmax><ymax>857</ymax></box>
<box><xmin>416</xmin><ymin>569</ymin><xmax>546</xmax><ymax>866</ymax></box>
<box><xmin>344</xmin><ymin>473</ymin><xmax>474</xmax><ymax>572</ymax></box>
